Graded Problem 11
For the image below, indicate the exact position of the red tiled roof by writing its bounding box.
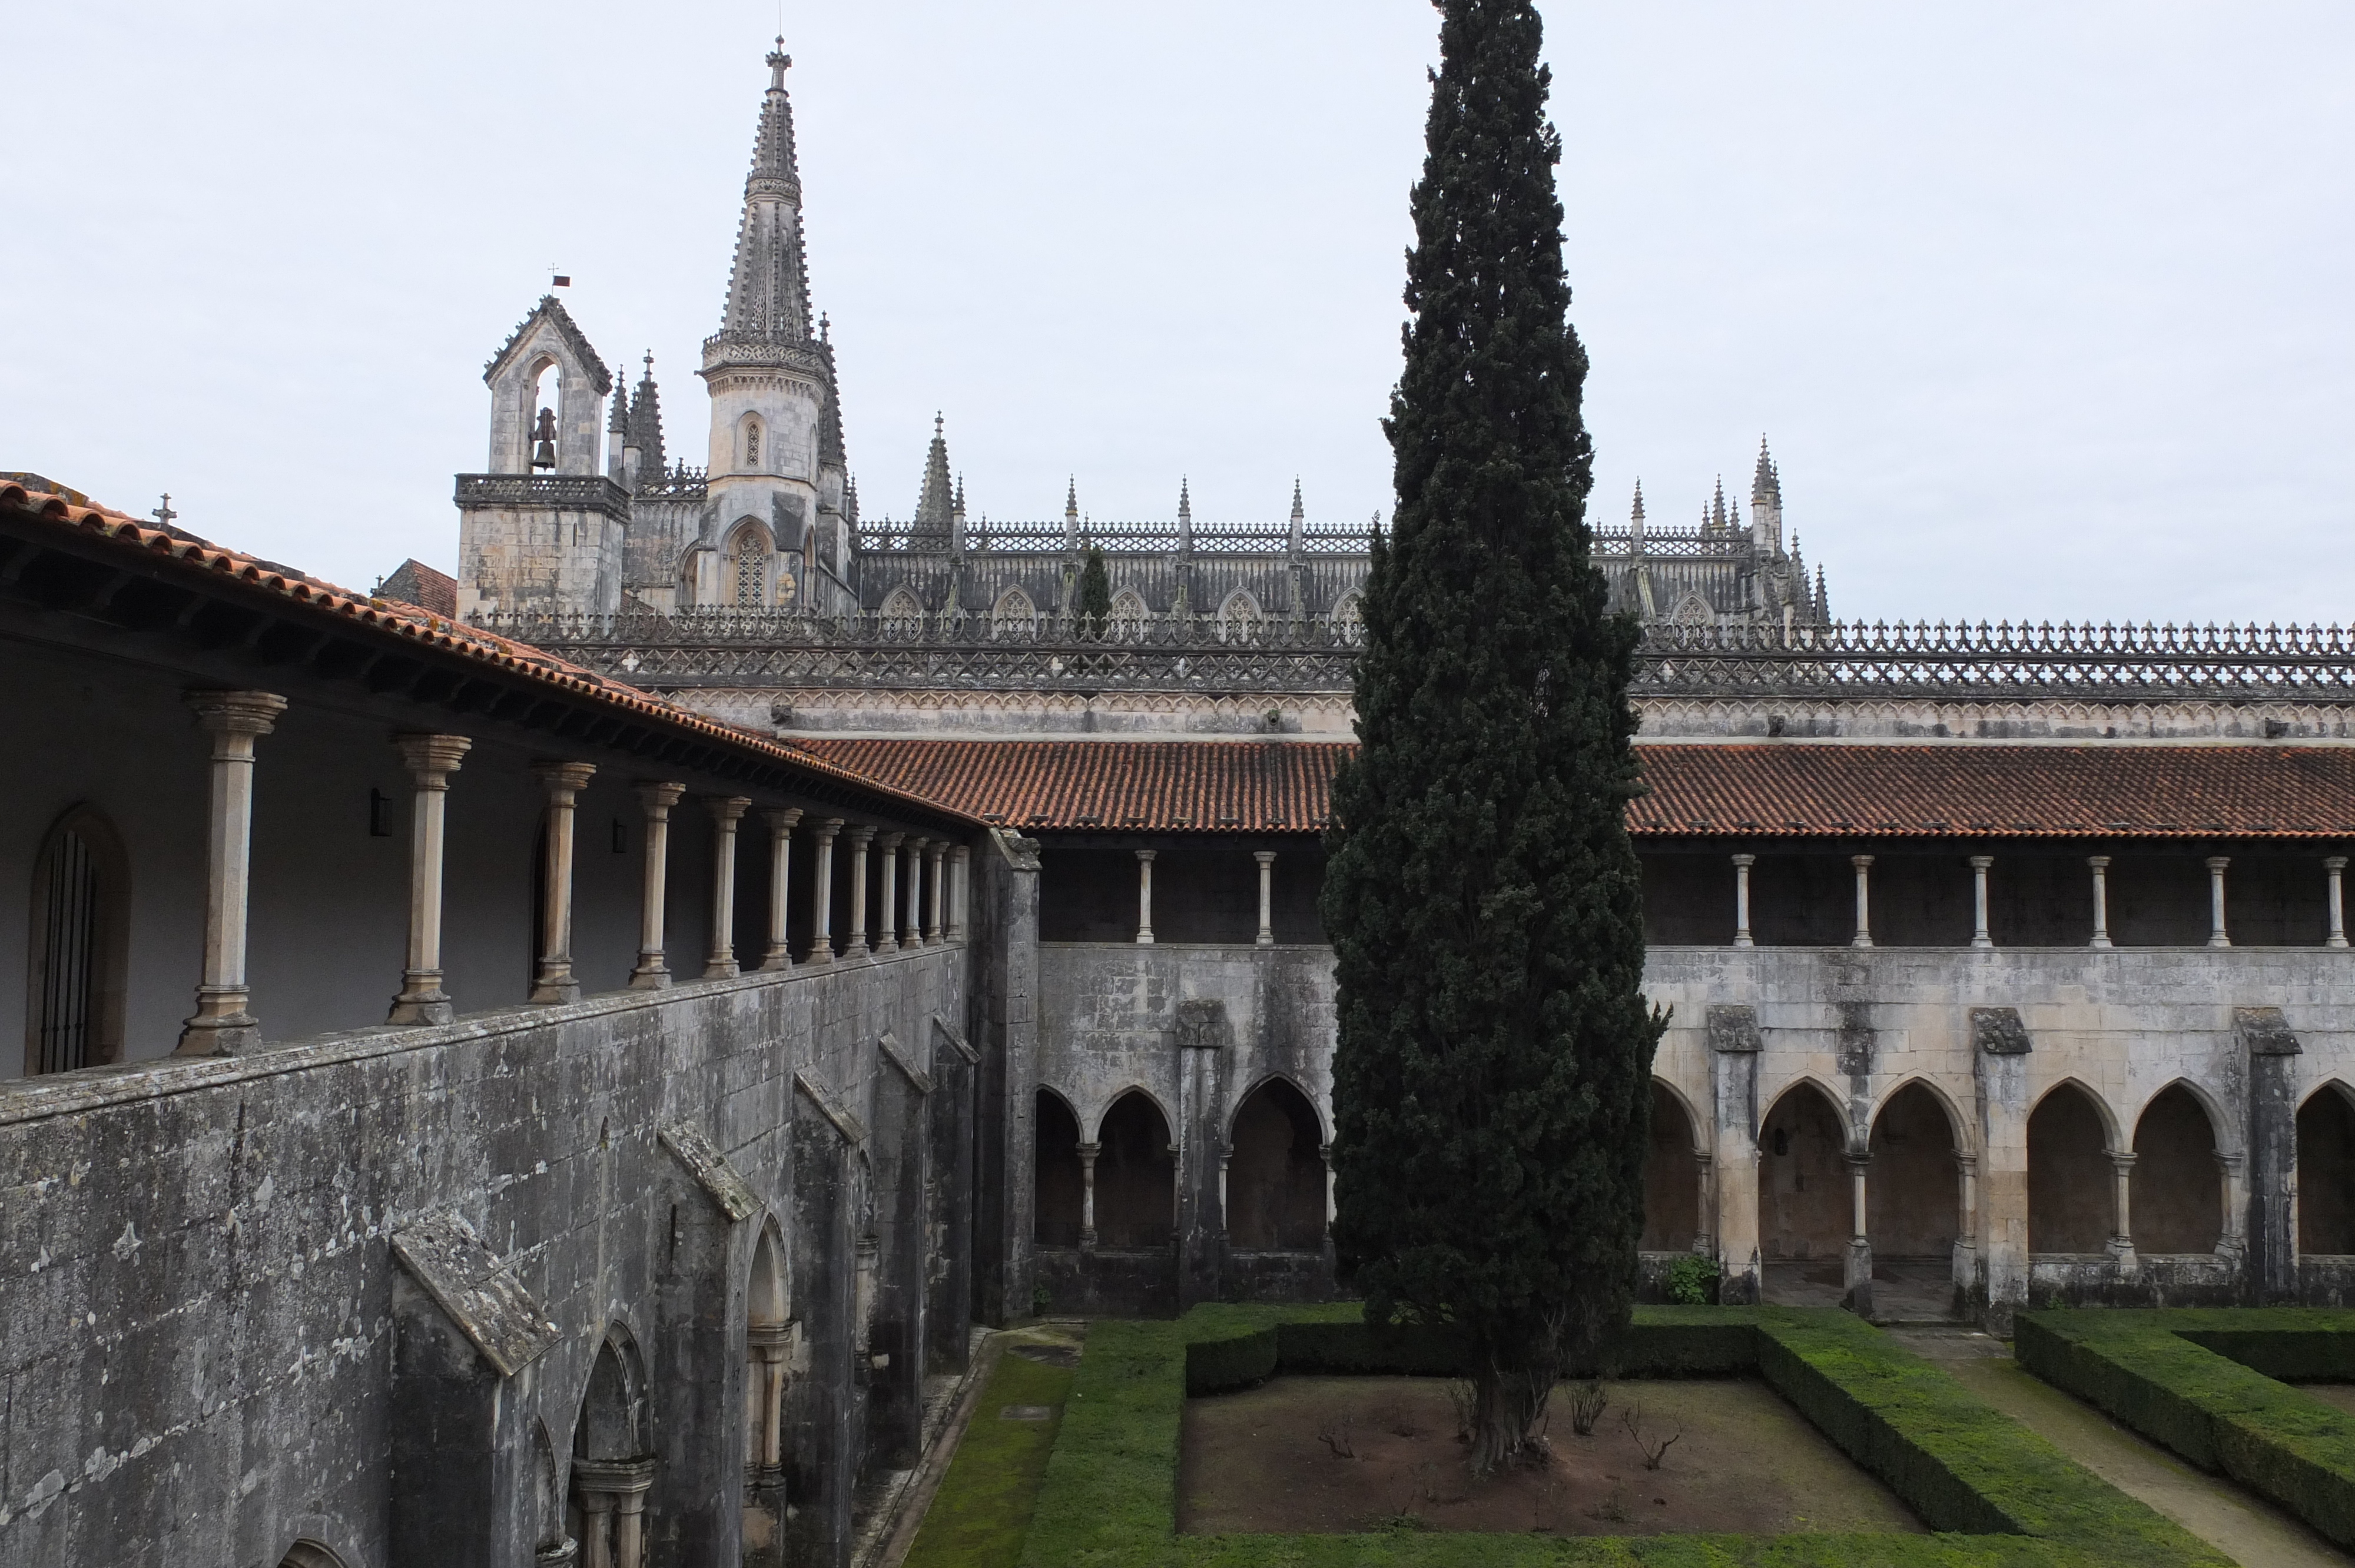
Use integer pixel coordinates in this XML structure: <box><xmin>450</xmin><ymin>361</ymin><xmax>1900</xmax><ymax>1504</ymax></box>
<box><xmin>0</xmin><ymin>484</ymin><xmax>976</xmax><ymax>827</ymax></box>
<box><xmin>379</xmin><ymin>557</ymin><xmax>458</xmax><ymax>619</ymax></box>
<box><xmin>794</xmin><ymin>739</ymin><xmax>1349</xmax><ymax>832</ymax></box>
<box><xmin>795</xmin><ymin>738</ymin><xmax>2355</xmax><ymax>841</ymax></box>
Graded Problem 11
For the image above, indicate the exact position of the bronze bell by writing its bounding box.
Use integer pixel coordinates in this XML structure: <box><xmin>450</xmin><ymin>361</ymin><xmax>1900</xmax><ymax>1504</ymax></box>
<box><xmin>530</xmin><ymin>406</ymin><xmax>558</xmax><ymax>470</ymax></box>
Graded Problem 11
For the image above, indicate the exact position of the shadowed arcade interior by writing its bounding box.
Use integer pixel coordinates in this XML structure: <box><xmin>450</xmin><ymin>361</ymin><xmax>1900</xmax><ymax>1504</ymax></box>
<box><xmin>1226</xmin><ymin>1078</ymin><xmax>1326</xmax><ymax>1251</ymax></box>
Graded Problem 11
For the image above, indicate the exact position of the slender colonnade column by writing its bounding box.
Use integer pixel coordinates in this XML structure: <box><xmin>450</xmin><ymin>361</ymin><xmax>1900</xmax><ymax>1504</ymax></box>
<box><xmin>903</xmin><ymin>836</ymin><xmax>926</xmax><ymax>949</ymax></box>
<box><xmin>924</xmin><ymin>840</ymin><xmax>947</xmax><ymax>944</ymax></box>
<box><xmin>1135</xmin><ymin>849</ymin><xmax>1156</xmax><ymax>944</ymax></box>
<box><xmin>630</xmin><ymin>782</ymin><xmax>685</xmax><ymax>989</ymax></box>
<box><xmin>1730</xmin><ymin>853</ymin><xmax>1754</xmax><ymax>948</ymax></box>
<box><xmin>948</xmin><ymin>845</ymin><xmax>970</xmax><ymax>942</ymax></box>
<box><xmin>178</xmin><ymin>690</ymin><xmax>288</xmax><ymax>1055</ymax></box>
<box><xmin>761</xmin><ymin>808</ymin><xmax>801</xmax><ymax>971</ymax></box>
<box><xmin>1849</xmin><ymin>854</ymin><xmax>1874</xmax><ymax>949</ymax></box>
<box><xmin>749</xmin><ymin>1322</ymin><xmax>791</xmax><ymax>1467</ymax></box>
<box><xmin>805</xmin><ymin>818</ymin><xmax>842</xmax><ymax>965</ymax></box>
<box><xmin>2328</xmin><ymin>855</ymin><xmax>2349</xmax><ymax>949</ymax></box>
<box><xmin>2088</xmin><ymin>856</ymin><xmax>2112</xmax><ymax>948</ymax></box>
<box><xmin>1969</xmin><ymin>854</ymin><xmax>1994</xmax><ymax>949</ymax></box>
<box><xmin>844</xmin><ymin>826</ymin><xmax>875</xmax><ymax>959</ymax></box>
<box><xmin>1254</xmin><ymin>851</ymin><xmax>1276</xmax><ymax>946</ymax></box>
<box><xmin>2206</xmin><ymin>856</ymin><xmax>2232</xmax><ymax>948</ymax></box>
<box><xmin>2108</xmin><ymin>1150</ymin><xmax>2139</xmax><ymax>1271</ymax></box>
<box><xmin>1079</xmin><ymin>1141</ymin><xmax>1100</xmax><ymax>1248</ymax></box>
<box><xmin>705</xmin><ymin>796</ymin><xmax>750</xmax><ymax>978</ymax></box>
<box><xmin>529</xmin><ymin>760</ymin><xmax>596</xmax><ymax>1004</ymax></box>
<box><xmin>388</xmin><ymin>733</ymin><xmax>473</xmax><ymax>1026</ymax></box>
<box><xmin>875</xmin><ymin>833</ymin><xmax>902</xmax><ymax>955</ymax></box>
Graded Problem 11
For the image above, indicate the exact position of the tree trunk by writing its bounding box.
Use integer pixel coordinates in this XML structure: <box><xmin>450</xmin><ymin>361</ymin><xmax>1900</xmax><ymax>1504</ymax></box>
<box><xmin>1468</xmin><ymin>1347</ymin><xmax>1560</xmax><ymax>1474</ymax></box>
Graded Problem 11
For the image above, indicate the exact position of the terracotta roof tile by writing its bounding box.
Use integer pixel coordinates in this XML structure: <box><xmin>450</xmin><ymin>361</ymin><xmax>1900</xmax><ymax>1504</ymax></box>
<box><xmin>797</xmin><ymin>738</ymin><xmax>2355</xmax><ymax>841</ymax></box>
<box><xmin>0</xmin><ymin>483</ymin><xmax>971</xmax><ymax>827</ymax></box>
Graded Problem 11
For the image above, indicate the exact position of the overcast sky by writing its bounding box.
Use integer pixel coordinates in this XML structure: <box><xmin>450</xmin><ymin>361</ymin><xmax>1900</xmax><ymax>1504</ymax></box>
<box><xmin>6</xmin><ymin>3</ymin><xmax>2351</xmax><ymax>624</ymax></box>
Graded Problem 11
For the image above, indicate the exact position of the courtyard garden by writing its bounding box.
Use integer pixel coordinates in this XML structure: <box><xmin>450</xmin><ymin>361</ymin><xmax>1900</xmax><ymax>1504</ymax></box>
<box><xmin>895</xmin><ymin>1302</ymin><xmax>2355</xmax><ymax>1568</ymax></box>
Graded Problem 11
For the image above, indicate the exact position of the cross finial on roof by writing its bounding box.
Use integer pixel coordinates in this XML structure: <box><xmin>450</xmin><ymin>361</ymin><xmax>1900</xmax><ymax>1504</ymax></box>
<box><xmin>643</xmin><ymin>350</ymin><xmax>655</xmax><ymax>377</ymax></box>
<box><xmin>767</xmin><ymin>38</ymin><xmax>791</xmax><ymax>89</ymax></box>
<box><xmin>152</xmin><ymin>493</ymin><xmax>177</xmax><ymax>529</ymax></box>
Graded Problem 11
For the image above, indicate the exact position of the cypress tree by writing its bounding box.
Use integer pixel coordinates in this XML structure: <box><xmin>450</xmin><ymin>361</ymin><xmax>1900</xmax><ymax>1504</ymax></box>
<box><xmin>1321</xmin><ymin>0</ymin><xmax>1663</xmax><ymax>1474</ymax></box>
<box><xmin>1076</xmin><ymin>543</ymin><xmax>1112</xmax><ymax>639</ymax></box>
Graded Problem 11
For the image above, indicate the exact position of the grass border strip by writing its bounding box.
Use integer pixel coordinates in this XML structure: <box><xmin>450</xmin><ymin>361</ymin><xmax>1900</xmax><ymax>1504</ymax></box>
<box><xmin>1019</xmin><ymin>1304</ymin><xmax>2223</xmax><ymax>1568</ymax></box>
<box><xmin>2017</xmin><ymin>1307</ymin><xmax>2355</xmax><ymax>1549</ymax></box>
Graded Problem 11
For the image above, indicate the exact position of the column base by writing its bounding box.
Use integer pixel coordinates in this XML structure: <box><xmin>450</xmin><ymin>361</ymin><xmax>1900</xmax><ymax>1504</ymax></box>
<box><xmin>842</xmin><ymin>942</ymin><xmax>870</xmax><ymax>961</ymax></box>
<box><xmin>2107</xmin><ymin>1236</ymin><xmax>2140</xmax><ymax>1278</ymax></box>
<box><xmin>629</xmin><ymin>964</ymin><xmax>672</xmax><ymax>991</ymax></box>
<box><xmin>874</xmin><ymin>938</ymin><xmax>899</xmax><ymax>955</ymax></box>
<box><xmin>702</xmin><ymin>958</ymin><xmax>740</xmax><ymax>980</ymax></box>
<box><xmin>389</xmin><ymin>977</ymin><xmax>455</xmax><ymax>1027</ymax></box>
<box><xmin>1733</xmin><ymin>935</ymin><xmax>1753</xmax><ymax>948</ymax></box>
<box><xmin>1843</xmin><ymin>1238</ymin><xmax>1875</xmax><ymax>1318</ymax></box>
<box><xmin>2090</xmin><ymin>936</ymin><xmax>2114</xmax><ymax>949</ymax></box>
<box><xmin>758</xmin><ymin>950</ymin><xmax>794</xmax><ymax>972</ymax></box>
<box><xmin>2208</xmin><ymin>936</ymin><xmax>2233</xmax><ymax>949</ymax></box>
<box><xmin>1255</xmin><ymin>935</ymin><xmax>1274</xmax><ymax>948</ymax></box>
<box><xmin>802</xmin><ymin>948</ymin><xmax>835</xmax><ymax>967</ymax></box>
<box><xmin>175</xmin><ymin>1014</ymin><xmax>260</xmax><ymax>1057</ymax></box>
<box><xmin>1136</xmin><ymin>931</ymin><xmax>1154</xmax><ymax>945</ymax></box>
<box><xmin>1971</xmin><ymin>936</ymin><xmax>1995</xmax><ymax>949</ymax></box>
<box><xmin>529</xmin><ymin>968</ymin><xmax>580</xmax><ymax>1006</ymax></box>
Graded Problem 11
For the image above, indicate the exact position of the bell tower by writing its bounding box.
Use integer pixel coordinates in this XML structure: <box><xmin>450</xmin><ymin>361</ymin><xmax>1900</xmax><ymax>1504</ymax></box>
<box><xmin>697</xmin><ymin>41</ymin><xmax>848</xmax><ymax>608</ymax></box>
<box><xmin>453</xmin><ymin>294</ymin><xmax>629</xmax><ymax>620</ymax></box>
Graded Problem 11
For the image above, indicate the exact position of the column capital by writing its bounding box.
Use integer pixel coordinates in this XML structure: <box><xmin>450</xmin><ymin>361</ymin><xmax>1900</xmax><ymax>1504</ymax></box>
<box><xmin>532</xmin><ymin>759</ymin><xmax>597</xmax><ymax>797</ymax></box>
<box><xmin>2107</xmin><ymin>1150</ymin><xmax>2139</xmax><ymax>1174</ymax></box>
<box><xmin>2206</xmin><ymin>855</ymin><xmax>2233</xmax><ymax>872</ymax></box>
<box><xmin>879</xmin><ymin>830</ymin><xmax>905</xmax><ymax>850</ymax></box>
<box><xmin>392</xmin><ymin>732</ymin><xmax>472</xmax><ymax>780</ymax></box>
<box><xmin>1850</xmin><ymin>853</ymin><xmax>1875</xmax><ymax>869</ymax></box>
<box><xmin>1136</xmin><ymin>848</ymin><xmax>1157</xmax><ymax>863</ymax></box>
<box><xmin>848</xmin><ymin>823</ymin><xmax>877</xmax><ymax>847</ymax></box>
<box><xmin>184</xmin><ymin>687</ymin><xmax>288</xmax><ymax>738</ymax></box>
<box><xmin>636</xmin><ymin>780</ymin><xmax>686</xmax><ymax>813</ymax></box>
<box><xmin>1730</xmin><ymin>852</ymin><xmax>1756</xmax><ymax>868</ymax></box>
<box><xmin>706</xmin><ymin>794</ymin><xmax>752</xmax><ymax>825</ymax></box>
<box><xmin>2088</xmin><ymin>854</ymin><xmax>2112</xmax><ymax>869</ymax></box>
<box><xmin>813</xmin><ymin>815</ymin><xmax>844</xmax><ymax>842</ymax></box>
<box><xmin>2327</xmin><ymin>855</ymin><xmax>2349</xmax><ymax>872</ymax></box>
<box><xmin>765</xmin><ymin>805</ymin><xmax>804</xmax><ymax>832</ymax></box>
<box><xmin>1968</xmin><ymin>853</ymin><xmax>1994</xmax><ymax>870</ymax></box>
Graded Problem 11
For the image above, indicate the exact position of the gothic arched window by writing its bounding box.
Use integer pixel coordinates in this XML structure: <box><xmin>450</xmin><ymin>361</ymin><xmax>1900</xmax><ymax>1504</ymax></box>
<box><xmin>24</xmin><ymin>806</ymin><xmax>129</xmax><ymax>1076</ymax></box>
<box><xmin>742</xmin><ymin>416</ymin><xmax>764</xmax><ymax>471</ymax></box>
<box><xmin>1109</xmin><ymin>588</ymin><xmax>1149</xmax><ymax>639</ymax></box>
<box><xmin>880</xmin><ymin>587</ymin><xmax>924</xmax><ymax>633</ymax></box>
<box><xmin>991</xmin><ymin>587</ymin><xmax>1037</xmax><ymax>638</ymax></box>
<box><xmin>1218</xmin><ymin>589</ymin><xmax>1262</xmax><ymax>643</ymax></box>
<box><xmin>726</xmin><ymin>523</ymin><xmax>771</xmax><ymax>609</ymax></box>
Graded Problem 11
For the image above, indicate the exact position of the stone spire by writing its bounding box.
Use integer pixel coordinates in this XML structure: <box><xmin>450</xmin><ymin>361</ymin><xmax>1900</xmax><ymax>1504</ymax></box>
<box><xmin>630</xmin><ymin>353</ymin><xmax>666</xmax><ymax>476</ymax></box>
<box><xmin>1708</xmin><ymin>476</ymin><xmax>1728</xmax><ymax>535</ymax></box>
<box><xmin>914</xmin><ymin>413</ymin><xmax>953</xmax><ymax>530</ymax></box>
<box><xmin>716</xmin><ymin>40</ymin><xmax>814</xmax><ymax>345</ymax></box>
<box><xmin>1288</xmin><ymin>477</ymin><xmax>1305</xmax><ymax>555</ymax></box>
<box><xmin>1178</xmin><ymin>477</ymin><xmax>1193</xmax><ymax>555</ymax></box>
<box><xmin>1063</xmin><ymin>477</ymin><xmax>1080</xmax><ymax>554</ymax></box>
<box><xmin>953</xmin><ymin>474</ymin><xmax>966</xmax><ymax>524</ymax></box>
<box><xmin>1750</xmin><ymin>435</ymin><xmax>1785</xmax><ymax>557</ymax></box>
<box><xmin>1630</xmin><ymin>480</ymin><xmax>1645</xmax><ymax>550</ymax></box>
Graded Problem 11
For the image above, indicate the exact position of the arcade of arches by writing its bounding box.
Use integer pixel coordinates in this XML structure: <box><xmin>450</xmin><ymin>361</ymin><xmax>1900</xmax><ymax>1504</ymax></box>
<box><xmin>1034</xmin><ymin>1079</ymin><xmax>1328</xmax><ymax>1253</ymax></box>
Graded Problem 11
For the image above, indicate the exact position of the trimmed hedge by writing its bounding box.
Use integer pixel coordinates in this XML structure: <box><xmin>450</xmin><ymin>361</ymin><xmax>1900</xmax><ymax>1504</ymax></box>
<box><xmin>2017</xmin><ymin>1308</ymin><xmax>2355</xmax><ymax>1549</ymax></box>
<box><xmin>1017</xmin><ymin>1304</ymin><xmax>2227</xmax><ymax>1568</ymax></box>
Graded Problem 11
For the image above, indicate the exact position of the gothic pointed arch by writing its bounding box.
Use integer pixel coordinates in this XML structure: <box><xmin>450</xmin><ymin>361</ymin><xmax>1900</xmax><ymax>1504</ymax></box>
<box><xmin>1094</xmin><ymin>1089</ymin><xmax>1175</xmax><ymax>1248</ymax></box>
<box><xmin>1226</xmin><ymin>1077</ymin><xmax>1325</xmax><ymax>1250</ymax></box>
<box><xmin>1671</xmin><ymin>590</ymin><xmax>1714</xmax><ymax>626</ymax></box>
<box><xmin>1641</xmin><ymin>1078</ymin><xmax>1703</xmax><ymax>1251</ymax></box>
<box><xmin>24</xmin><ymin>803</ymin><xmax>130</xmax><ymax>1075</ymax></box>
<box><xmin>567</xmin><ymin>1326</ymin><xmax>654</xmax><ymax>1567</ymax></box>
<box><xmin>746</xmin><ymin>1221</ymin><xmax>791</xmax><ymax>1485</ymax></box>
<box><xmin>278</xmin><ymin>1544</ymin><xmax>350</xmax><ymax>1568</ymax></box>
<box><xmin>991</xmin><ymin>586</ymin><xmax>1037</xmax><ymax>637</ymax></box>
<box><xmin>724</xmin><ymin>519</ymin><xmax>774</xmax><ymax>609</ymax></box>
<box><xmin>1218</xmin><ymin>588</ymin><xmax>1263</xmax><ymax>640</ymax></box>
<box><xmin>2029</xmin><ymin>1079</ymin><xmax>2116</xmax><ymax>1254</ymax></box>
<box><xmin>1109</xmin><ymin>587</ymin><xmax>1149</xmax><ymax>637</ymax></box>
<box><xmin>1867</xmin><ymin>1080</ymin><xmax>1961</xmax><ymax>1261</ymax></box>
<box><xmin>1759</xmin><ymin>1079</ymin><xmax>1846</xmax><ymax>1264</ymax></box>
<box><xmin>880</xmin><ymin>585</ymin><xmax>924</xmax><ymax>627</ymax></box>
<box><xmin>2300</xmin><ymin>1081</ymin><xmax>2355</xmax><ymax>1254</ymax></box>
<box><xmin>1035</xmin><ymin>1087</ymin><xmax>1083</xmax><ymax>1247</ymax></box>
<box><xmin>2131</xmin><ymin>1081</ymin><xmax>2223</xmax><ymax>1254</ymax></box>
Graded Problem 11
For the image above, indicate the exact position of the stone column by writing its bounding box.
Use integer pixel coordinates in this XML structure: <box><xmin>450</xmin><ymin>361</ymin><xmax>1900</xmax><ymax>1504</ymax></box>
<box><xmin>1845</xmin><ymin>1153</ymin><xmax>1874</xmax><ymax>1318</ymax></box>
<box><xmin>1694</xmin><ymin>1151</ymin><xmax>1716</xmax><ymax>1254</ymax></box>
<box><xmin>1707</xmin><ymin>1005</ymin><xmax>1764</xmax><ymax>1304</ymax></box>
<box><xmin>2327</xmin><ymin>856</ymin><xmax>2349</xmax><ymax>949</ymax></box>
<box><xmin>2088</xmin><ymin>856</ymin><xmax>2114</xmax><ymax>949</ymax></box>
<box><xmin>1850</xmin><ymin>854</ymin><xmax>1874</xmax><ymax>948</ymax></box>
<box><xmin>1253</xmin><ymin>851</ymin><xmax>1276</xmax><ymax>945</ymax></box>
<box><xmin>875</xmin><ymin>833</ymin><xmax>903</xmax><ymax>955</ymax></box>
<box><xmin>844</xmin><ymin>827</ymin><xmax>876</xmax><ymax>959</ymax></box>
<box><xmin>177</xmin><ymin>690</ymin><xmax>288</xmax><ymax>1055</ymax></box>
<box><xmin>629</xmin><ymin>782</ymin><xmax>685</xmax><ymax>989</ymax></box>
<box><xmin>2216</xmin><ymin>1150</ymin><xmax>2248</xmax><ymax>1264</ymax></box>
<box><xmin>569</xmin><ymin>1460</ymin><xmax>655</xmax><ymax>1568</ymax></box>
<box><xmin>748</xmin><ymin>1322</ymin><xmax>791</xmax><ymax>1470</ymax></box>
<box><xmin>948</xmin><ymin>845</ymin><xmax>970</xmax><ymax>942</ymax></box>
<box><xmin>924</xmin><ymin>840</ymin><xmax>947</xmax><ymax>944</ymax></box>
<box><xmin>805</xmin><ymin>818</ymin><xmax>842</xmax><ymax>965</ymax></box>
<box><xmin>703</xmin><ymin>796</ymin><xmax>751</xmax><ymax>979</ymax></box>
<box><xmin>903</xmin><ymin>836</ymin><xmax>926</xmax><ymax>949</ymax></box>
<box><xmin>580</xmin><ymin>1493</ymin><xmax>615</xmax><ymax>1568</ymax></box>
<box><xmin>1322</xmin><ymin>1142</ymin><xmax>1337</xmax><ymax>1239</ymax></box>
<box><xmin>387</xmin><ymin>733</ymin><xmax>473</xmax><ymax>1026</ymax></box>
<box><xmin>2207</xmin><ymin>855</ymin><xmax>2232</xmax><ymax>948</ymax></box>
<box><xmin>1972</xmin><ymin>1006</ymin><xmax>2033</xmax><ymax>1333</ymax></box>
<box><xmin>1135</xmin><ymin>849</ymin><xmax>1157</xmax><ymax>945</ymax></box>
<box><xmin>1078</xmin><ymin>1141</ymin><xmax>1100</xmax><ymax>1249</ymax></box>
<box><xmin>1953</xmin><ymin>1152</ymin><xmax>1981</xmax><ymax>1302</ymax></box>
<box><xmin>761</xmin><ymin>808</ymin><xmax>801</xmax><ymax>971</ymax></box>
<box><xmin>1969</xmin><ymin>855</ymin><xmax>1994</xmax><ymax>948</ymax></box>
<box><xmin>528</xmin><ymin>761</ymin><xmax>596</xmax><ymax>1005</ymax></box>
<box><xmin>2243</xmin><ymin>1006</ymin><xmax>2303</xmax><ymax>1302</ymax></box>
<box><xmin>2107</xmin><ymin>1151</ymin><xmax>2140</xmax><ymax>1276</ymax></box>
<box><xmin>1732</xmin><ymin>853</ymin><xmax>1755</xmax><ymax>948</ymax></box>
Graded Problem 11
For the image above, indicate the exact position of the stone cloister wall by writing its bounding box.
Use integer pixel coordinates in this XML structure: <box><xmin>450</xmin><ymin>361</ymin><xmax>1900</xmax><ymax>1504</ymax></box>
<box><xmin>0</xmin><ymin>947</ymin><xmax>976</xmax><ymax>1568</ymax></box>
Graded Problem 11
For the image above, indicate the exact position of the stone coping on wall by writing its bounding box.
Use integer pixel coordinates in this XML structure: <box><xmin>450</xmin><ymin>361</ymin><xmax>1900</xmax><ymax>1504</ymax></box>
<box><xmin>0</xmin><ymin>941</ymin><xmax>963</xmax><ymax>1130</ymax></box>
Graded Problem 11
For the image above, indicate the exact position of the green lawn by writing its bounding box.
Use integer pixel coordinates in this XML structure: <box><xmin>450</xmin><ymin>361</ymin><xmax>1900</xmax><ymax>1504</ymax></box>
<box><xmin>902</xmin><ymin>1348</ymin><xmax>1075</xmax><ymax>1568</ymax></box>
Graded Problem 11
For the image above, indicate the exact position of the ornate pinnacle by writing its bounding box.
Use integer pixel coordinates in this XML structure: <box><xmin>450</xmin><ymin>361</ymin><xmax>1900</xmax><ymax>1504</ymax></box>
<box><xmin>1630</xmin><ymin>479</ymin><xmax>1644</xmax><ymax>522</ymax></box>
<box><xmin>767</xmin><ymin>38</ymin><xmax>792</xmax><ymax>90</ymax></box>
<box><xmin>1291</xmin><ymin>477</ymin><xmax>1305</xmax><ymax>523</ymax></box>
